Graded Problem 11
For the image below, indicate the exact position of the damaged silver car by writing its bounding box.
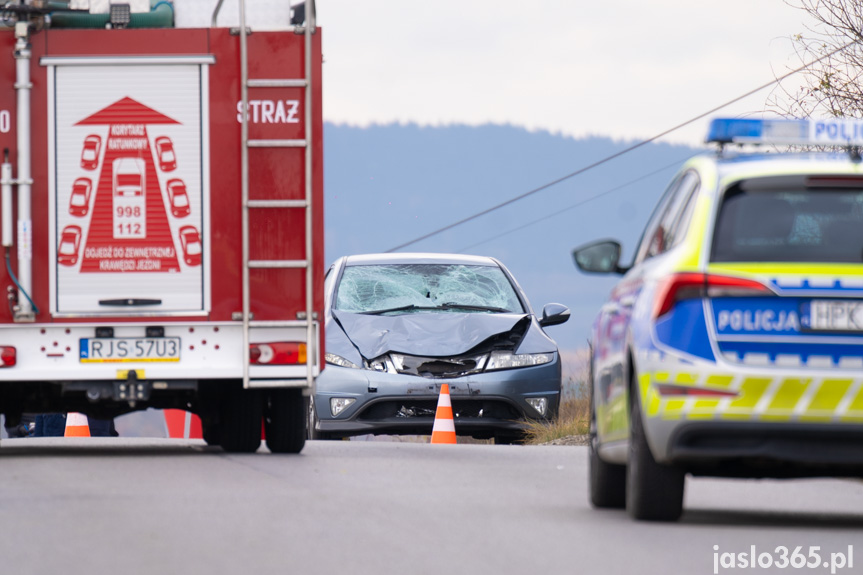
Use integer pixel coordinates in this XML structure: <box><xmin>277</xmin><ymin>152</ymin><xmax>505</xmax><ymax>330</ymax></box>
<box><xmin>311</xmin><ymin>253</ymin><xmax>570</xmax><ymax>443</ymax></box>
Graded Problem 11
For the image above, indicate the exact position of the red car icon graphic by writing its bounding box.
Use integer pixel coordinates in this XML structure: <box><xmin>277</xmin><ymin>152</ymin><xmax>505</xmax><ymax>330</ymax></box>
<box><xmin>179</xmin><ymin>226</ymin><xmax>202</xmax><ymax>266</ymax></box>
<box><xmin>155</xmin><ymin>136</ymin><xmax>177</xmax><ymax>172</ymax></box>
<box><xmin>80</xmin><ymin>135</ymin><xmax>101</xmax><ymax>170</ymax></box>
<box><xmin>58</xmin><ymin>225</ymin><xmax>82</xmax><ymax>266</ymax></box>
<box><xmin>166</xmin><ymin>179</ymin><xmax>191</xmax><ymax>218</ymax></box>
<box><xmin>68</xmin><ymin>178</ymin><xmax>92</xmax><ymax>217</ymax></box>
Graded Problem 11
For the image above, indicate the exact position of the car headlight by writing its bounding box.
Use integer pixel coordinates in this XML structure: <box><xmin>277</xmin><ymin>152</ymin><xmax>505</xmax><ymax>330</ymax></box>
<box><xmin>486</xmin><ymin>351</ymin><xmax>554</xmax><ymax>370</ymax></box>
<box><xmin>325</xmin><ymin>353</ymin><xmax>360</xmax><ymax>369</ymax></box>
<box><xmin>365</xmin><ymin>355</ymin><xmax>397</xmax><ymax>373</ymax></box>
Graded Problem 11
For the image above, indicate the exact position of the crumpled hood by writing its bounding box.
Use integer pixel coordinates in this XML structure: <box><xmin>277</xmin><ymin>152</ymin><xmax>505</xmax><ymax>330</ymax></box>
<box><xmin>333</xmin><ymin>310</ymin><xmax>528</xmax><ymax>359</ymax></box>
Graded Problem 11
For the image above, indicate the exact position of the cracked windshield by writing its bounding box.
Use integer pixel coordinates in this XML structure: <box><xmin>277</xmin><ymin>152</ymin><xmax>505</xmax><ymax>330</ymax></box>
<box><xmin>334</xmin><ymin>264</ymin><xmax>524</xmax><ymax>314</ymax></box>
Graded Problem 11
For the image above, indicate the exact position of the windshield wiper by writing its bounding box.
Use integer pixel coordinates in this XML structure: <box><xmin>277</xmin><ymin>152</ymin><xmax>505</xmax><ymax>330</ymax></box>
<box><xmin>361</xmin><ymin>303</ymin><xmax>513</xmax><ymax>315</ymax></box>
<box><xmin>438</xmin><ymin>302</ymin><xmax>512</xmax><ymax>313</ymax></box>
<box><xmin>361</xmin><ymin>305</ymin><xmax>436</xmax><ymax>315</ymax></box>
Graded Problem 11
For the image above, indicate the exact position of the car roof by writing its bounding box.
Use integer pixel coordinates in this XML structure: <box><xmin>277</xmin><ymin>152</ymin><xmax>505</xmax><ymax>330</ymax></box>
<box><xmin>343</xmin><ymin>252</ymin><xmax>500</xmax><ymax>267</ymax></box>
<box><xmin>687</xmin><ymin>151</ymin><xmax>863</xmax><ymax>185</ymax></box>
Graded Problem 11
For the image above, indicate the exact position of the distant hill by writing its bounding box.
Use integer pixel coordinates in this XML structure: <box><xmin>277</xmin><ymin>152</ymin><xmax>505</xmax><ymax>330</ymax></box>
<box><xmin>324</xmin><ymin>122</ymin><xmax>704</xmax><ymax>349</ymax></box>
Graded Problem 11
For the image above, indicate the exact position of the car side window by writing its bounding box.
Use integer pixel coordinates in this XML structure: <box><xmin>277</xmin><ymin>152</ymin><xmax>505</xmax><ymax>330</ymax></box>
<box><xmin>664</xmin><ymin>172</ymin><xmax>701</xmax><ymax>250</ymax></box>
<box><xmin>639</xmin><ymin>171</ymin><xmax>700</xmax><ymax>261</ymax></box>
<box><xmin>633</xmin><ymin>174</ymin><xmax>683</xmax><ymax>264</ymax></box>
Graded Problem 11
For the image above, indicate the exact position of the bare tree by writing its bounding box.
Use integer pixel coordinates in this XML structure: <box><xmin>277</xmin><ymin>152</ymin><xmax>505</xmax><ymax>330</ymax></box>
<box><xmin>773</xmin><ymin>1</ymin><xmax>863</xmax><ymax>118</ymax></box>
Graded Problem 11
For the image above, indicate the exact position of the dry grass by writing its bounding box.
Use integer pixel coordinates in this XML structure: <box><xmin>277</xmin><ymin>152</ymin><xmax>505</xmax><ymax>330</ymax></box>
<box><xmin>523</xmin><ymin>395</ymin><xmax>589</xmax><ymax>445</ymax></box>
<box><xmin>523</xmin><ymin>349</ymin><xmax>592</xmax><ymax>445</ymax></box>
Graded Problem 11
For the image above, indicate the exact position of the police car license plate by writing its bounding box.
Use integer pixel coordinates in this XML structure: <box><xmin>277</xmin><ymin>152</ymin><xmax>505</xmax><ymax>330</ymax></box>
<box><xmin>809</xmin><ymin>300</ymin><xmax>863</xmax><ymax>331</ymax></box>
<box><xmin>80</xmin><ymin>338</ymin><xmax>181</xmax><ymax>363</ymax></box>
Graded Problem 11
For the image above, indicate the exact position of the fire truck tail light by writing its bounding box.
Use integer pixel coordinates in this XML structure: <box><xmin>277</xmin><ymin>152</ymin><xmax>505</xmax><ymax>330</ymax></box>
<box><xmin>0</xmin><ymin>347</ymin><xmax>16</xmax><ymax>367</ymax></box>
<box><xmin>249</xmin><ymin>342</ymin><xmax>306</xmax><ymax>365</ymax></box>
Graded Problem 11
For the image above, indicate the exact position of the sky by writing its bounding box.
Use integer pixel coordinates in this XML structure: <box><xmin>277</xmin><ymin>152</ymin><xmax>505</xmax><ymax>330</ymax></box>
<box><xmin>318</xmin><ymin>0</ymin><xmax>820</xmax><ymax>146</ymax></box>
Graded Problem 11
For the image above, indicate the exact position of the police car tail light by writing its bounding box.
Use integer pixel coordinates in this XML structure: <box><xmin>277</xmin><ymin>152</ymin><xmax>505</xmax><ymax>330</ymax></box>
<box><xmin>653</xmin><ymin>273</ymin><xmax>772</xmax><ymax>318</ymax></box>
<box><xmin>655</xmin><ymin>383</ymin><xmax>738</xmax><ymax>398</ymax></box>
<box><xmin>704</xmin><ymin>275</ymin><xmax>774</xmax><ymax>299</ymax></box>
<box><xmin>0</xmin><ymin>346</ymin><xmax>16</xmax><ymax>367</ymax></box>
<box><xmin>249</xmin><ymin>342</ymin><xmax>307</xmax><ymax>365</ymax></box>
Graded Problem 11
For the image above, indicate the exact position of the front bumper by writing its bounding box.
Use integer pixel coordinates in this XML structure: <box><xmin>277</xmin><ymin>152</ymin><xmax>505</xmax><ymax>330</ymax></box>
<box><xmin>313</xmin><ymin>360</ymin><xmax>561</xmax><ymax>439</ymax></box>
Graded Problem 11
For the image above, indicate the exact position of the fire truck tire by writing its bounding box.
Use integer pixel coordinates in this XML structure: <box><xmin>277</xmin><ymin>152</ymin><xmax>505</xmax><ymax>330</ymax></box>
<box><xmin>219</xmin><ymin>387</ymin><xmax>263</xmax><ymax>453</ymax></box>
<box><xmin>264</xmin><ymin>389</ymin><xmax>307</xmax><ymax>454</ymax></box>
<box><xmin>202</xmin><ymin>421</ymin><xmax>221</xmax><ymax>447</ymax></box>
<box><xmin>626</xmin><ymin>390</ymin><xmax>685</xmax><ymax>521</ymax></box>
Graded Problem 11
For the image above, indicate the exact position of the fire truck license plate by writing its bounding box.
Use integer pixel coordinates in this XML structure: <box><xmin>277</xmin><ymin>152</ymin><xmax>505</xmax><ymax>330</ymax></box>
<box><xmin>80</xmin><ymin>338</ymin><xmax>181</xmax><ymax>363</ymax></box>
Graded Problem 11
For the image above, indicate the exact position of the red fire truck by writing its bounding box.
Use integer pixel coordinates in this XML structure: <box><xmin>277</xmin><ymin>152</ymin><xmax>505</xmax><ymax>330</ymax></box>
<box><xmin>0</xmin><ymin>0</ymin><xmax>324</xmax><ymax>453</ymax></box>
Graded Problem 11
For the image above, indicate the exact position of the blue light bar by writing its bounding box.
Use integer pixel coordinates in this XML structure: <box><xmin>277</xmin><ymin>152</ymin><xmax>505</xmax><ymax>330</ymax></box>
<box><xmin>707</xmin><ymin>117</ymin><xmax>863</xmax><ymax>146</ymax></box>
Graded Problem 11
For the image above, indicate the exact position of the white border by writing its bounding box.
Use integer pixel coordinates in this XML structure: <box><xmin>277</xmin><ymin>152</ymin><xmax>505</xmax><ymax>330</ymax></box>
<box><xmin>44</xmin><ymin>56</ymin><xmax>214</xmax><ymax>317</ymax></box>
<box><xmin>40</xmin><ymin>56</ymin><xmax>215</xmax><ymax>67</ymax></box>
<box><xmin>200</xmin><ymin>63</ymin><xmax>212</xmax><ymax>314</ymax></box>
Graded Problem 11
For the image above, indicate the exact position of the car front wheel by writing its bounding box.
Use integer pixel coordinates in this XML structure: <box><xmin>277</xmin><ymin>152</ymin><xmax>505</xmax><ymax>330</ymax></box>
<box><xmin>626</xmin><ymin>389</ymin><xmax>685</xmax><ymax>521</ymax></box>
<box><xmin>307</xmin><ymin>397</ymin><xmax>335</xmax><ymax>440</ymax></box>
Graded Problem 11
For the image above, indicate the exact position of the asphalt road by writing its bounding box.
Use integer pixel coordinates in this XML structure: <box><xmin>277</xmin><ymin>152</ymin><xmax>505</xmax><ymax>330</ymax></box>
<box><xmin>0</xmin><ymin>438</ymin><xmax>861</xmax><ymax>575</ymax></box>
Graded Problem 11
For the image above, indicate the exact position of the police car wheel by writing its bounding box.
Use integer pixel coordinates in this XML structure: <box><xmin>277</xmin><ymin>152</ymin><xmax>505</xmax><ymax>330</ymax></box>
<box><xmin>626</xmin><ymin>391</ymin><xmax>685</xmax><ymax>521</ymax></box>
<box><xmin>588</xmin><ymin>411</ymin><xmax>626</xmax><ymax>509</ymax></box>
<box><xmin>219</xmin><ymin>386</ymin><xmax>263</xmax><ymax>453</ymax></box>
<box><xmin>265</xmin><ymin>389</ymin><xmax>307</xmax><ymax>454</ymax></box>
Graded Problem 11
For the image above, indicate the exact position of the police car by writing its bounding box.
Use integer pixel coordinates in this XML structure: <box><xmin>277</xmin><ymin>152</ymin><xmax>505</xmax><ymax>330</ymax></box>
<box><xmin>572</xmin><ymin>118</ymin><xmax>863</xmax><ymax>521</ymax></box>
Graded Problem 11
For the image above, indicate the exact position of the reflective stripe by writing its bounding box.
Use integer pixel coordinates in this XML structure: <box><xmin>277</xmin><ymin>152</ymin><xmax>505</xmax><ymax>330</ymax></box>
<box><xmin>724</xmin><ymin>352</ymin><xmax>863</xmax><ymax>370</ymax></box>
<box><xmin>431</xmin><ymin>418</ymin><xmax>455</xmax><ymax>433</ymax></box>
<box><xmin>641</xmin><ymin>369</ymin><xmax>863</xmax><ymax>423</ymax></box>
<box><xmin>436</xmin><ymin>391</ymin><xmax>452</xmax><ymax>408</ymax></box>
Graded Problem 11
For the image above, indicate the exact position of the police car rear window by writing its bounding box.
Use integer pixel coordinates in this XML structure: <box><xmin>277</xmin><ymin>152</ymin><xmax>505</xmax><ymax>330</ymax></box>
<box><xmin>711</xmin><ymin>178</ymin><xmax>863</xmax><ymax>263</ymax></box>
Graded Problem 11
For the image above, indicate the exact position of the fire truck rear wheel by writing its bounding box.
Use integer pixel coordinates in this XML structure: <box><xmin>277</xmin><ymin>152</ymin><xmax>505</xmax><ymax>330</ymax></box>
<box><xmin>219</xmin><ymin>387</ymin><xmax>263</xmax><ymax>453</ymax></box>
<box><xmin>264</xmin><ymin>389</ymin><xmax>307</xmax><ymax>454</ymax></box>
<box><xmin>202</xmin><ymin>421</ymin><xmax>221</xmax><ymax>447</ymax></box>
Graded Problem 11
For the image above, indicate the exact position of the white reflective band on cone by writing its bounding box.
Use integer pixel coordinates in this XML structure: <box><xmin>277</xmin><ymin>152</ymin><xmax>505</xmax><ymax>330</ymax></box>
<box><xmin>432</xmin><ymin>418</ymin><xmax>456</xmax><ymax>433</ymax></box>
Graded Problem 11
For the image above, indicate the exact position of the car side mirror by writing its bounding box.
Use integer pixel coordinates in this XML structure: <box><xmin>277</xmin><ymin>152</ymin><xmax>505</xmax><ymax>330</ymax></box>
<box><xmin>572</xmin><ymin>240</ymin><xmax>627</xmax><ymax>274</ymax></box>
<box><xmin>540</xmin><ymin>303</ymin><xmax>570</xmax><ymax>327</ymax></box>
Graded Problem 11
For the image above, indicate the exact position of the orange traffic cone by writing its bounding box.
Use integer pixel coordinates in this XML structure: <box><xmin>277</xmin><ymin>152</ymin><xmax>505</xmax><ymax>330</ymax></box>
<box><xmin>65</xmin><ymin>412</ymin><xmax>91</xmax><ymax>437</ymax></box>
<box><xmin>430</xmin><ymin>384</ymin><xmax>457</xmax><ymax>444</ymax></box>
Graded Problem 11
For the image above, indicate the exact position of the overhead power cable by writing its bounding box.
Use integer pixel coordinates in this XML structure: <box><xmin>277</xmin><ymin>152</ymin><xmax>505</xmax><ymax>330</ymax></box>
<box><xmin>385</xmin><ymin>40</ymin><xmax>854</xmax><ymax>253</ymax></box>
<box><xmin>455</xmin><ymin>156</ymin><xmax>696</xmax><ymax>253</ymax></box>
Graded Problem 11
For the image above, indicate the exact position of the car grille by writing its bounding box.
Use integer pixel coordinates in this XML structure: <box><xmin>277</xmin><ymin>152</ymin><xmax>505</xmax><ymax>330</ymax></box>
<box><xmin>392</xmin><ymin>353</ymin><xmax>487</xmax><ymax>378</ymax></box>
